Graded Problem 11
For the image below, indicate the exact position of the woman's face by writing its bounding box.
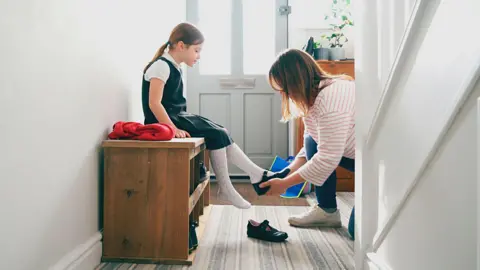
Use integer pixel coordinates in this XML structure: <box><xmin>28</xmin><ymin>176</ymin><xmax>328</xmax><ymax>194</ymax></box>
<box><xmin>270</xmin><ymin>76</ymin><xmax>284</xmax><ymax>93</ymax></box>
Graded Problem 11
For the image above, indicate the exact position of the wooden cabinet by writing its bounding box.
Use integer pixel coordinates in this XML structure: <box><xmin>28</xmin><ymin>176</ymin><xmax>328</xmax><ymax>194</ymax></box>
<box><xmin>295</xmin><ymin>60</ymin><xmax>355</xmax><ymax>192</ymax></box>
<box><xmin>318</xmin><ymin>60</ymin><xmax>355</xmax><ymax>78</ymax></box>
<box><xmin>101</xmin><ymin>138</ymin><xmax>211</xmax><ymax>265</ymax></box>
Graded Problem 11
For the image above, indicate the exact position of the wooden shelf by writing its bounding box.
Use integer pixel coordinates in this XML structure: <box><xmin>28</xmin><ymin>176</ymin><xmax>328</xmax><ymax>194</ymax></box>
<box><xmin>189</xmin><ymin>176</ymin><xmax>210</xmax><ymax>214</ymax></box>
<box><xmin>186</xmin><ymin>205</ymin><xmax>212</xmax><ymax>265</ymax></box>
<box><xmin>101</xmin><ymin>138</ymin><xmax>211</xmax><ymax>265</ymax></box>
<box><xmin>101</xmin><ymin>205</ymin><xmax>212</xmax><ymax>266</ymax></box>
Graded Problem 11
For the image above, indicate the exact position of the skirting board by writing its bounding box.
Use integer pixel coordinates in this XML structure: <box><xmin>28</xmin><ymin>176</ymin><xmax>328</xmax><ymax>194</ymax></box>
<box><xmin>365</xmin><ymin>253</ymin><xmax>392</xmax><ymax>270</ymax></box>
<box><xmin>477</xmin><ymin>98</ymin><xmax>480</xmax><ymax>270</ymax></box>
<box><xmin>50</xmin><ymin>232</ymin><xmax>102</xmax><ymax>270</ymax></box>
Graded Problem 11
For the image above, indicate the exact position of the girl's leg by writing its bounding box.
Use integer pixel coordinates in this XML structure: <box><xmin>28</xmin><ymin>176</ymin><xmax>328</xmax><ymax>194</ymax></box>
<box><xmin>226</xmin><ymin>144</ymin><xmax>292</xmax><ymax>195</ymax></box>
<box><xmin>174</xmin><ymin>113</ymin><xmax>274</xmax><ymax>185</ymax></box>
<box><xmin>172</xmin><ymin>113</ymin><xmax>251</xmax><ymax>209</ymax></box>
<box><xmin>226</xmin><ymin>143</ymin><xmax>273</xmax><ymax>184</ymax></box>
<box><xmin>209</xmin><ymin>147</ymin><xmax>251</xmax><ymax>209</ymax></box>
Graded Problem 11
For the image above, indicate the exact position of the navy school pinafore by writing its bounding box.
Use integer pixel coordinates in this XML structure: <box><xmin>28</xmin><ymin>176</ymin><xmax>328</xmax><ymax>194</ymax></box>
<box><xmin>142</xmin><ymin>56</ymin><xmax>233</xmax><ymax>150</ymax></box>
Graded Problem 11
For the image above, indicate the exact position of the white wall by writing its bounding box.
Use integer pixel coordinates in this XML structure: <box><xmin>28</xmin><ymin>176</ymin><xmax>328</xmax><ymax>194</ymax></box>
<box><xmin>0</xmin><ymin>0</ymin><xmax>185</xmax><ymax>269</ymax></box>
<box><xmin>354</xmin><ymin>0</ymin><xmax>416</xmax><ymax>266</ymax></box>
<box><xmin>357</xmin><ymin>0</ymin><xmax>480</xmax><ymax>269</ymax></box>
<box><xmin>376</xmin><ymin>78</ymin><xmax>479</xmax><ymax>270</ymax></box>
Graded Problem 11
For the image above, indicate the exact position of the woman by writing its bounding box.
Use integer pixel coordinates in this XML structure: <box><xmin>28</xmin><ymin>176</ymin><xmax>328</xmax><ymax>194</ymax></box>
<box><xmin>260</xmin><ymin>48</ymin><xmax>355</xmax><ymax>239</ymax></box>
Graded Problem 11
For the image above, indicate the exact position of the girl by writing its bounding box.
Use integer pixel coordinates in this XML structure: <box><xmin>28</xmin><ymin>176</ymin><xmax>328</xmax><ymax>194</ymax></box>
<box><xmin>142</xmin><ymin>22</ymin><xmax>288</xmax><ymax>209</ymax></box>
<box><xmin>259</xmin><ymin>48</ymin><xmax>355</xmax><ymax>239</ymax></box>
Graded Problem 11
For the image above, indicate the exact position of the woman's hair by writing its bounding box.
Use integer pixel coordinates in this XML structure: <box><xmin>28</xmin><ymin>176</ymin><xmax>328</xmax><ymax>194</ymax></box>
<box><xmin>268</xmin><ymin>48</ymin><xmax>351</xmax><ymax>121</ymax></box>
<box><xmin>144</xmin><ymin>22</ymin><xmax>205</xmax><ymax>72</ymax></box>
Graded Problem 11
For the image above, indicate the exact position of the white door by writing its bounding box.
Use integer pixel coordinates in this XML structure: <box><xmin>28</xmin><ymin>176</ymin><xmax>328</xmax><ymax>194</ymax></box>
<box><xmin>186</xmin><ymin>0</ymin><xmax>289</xmax><ymax>175</ymax></box>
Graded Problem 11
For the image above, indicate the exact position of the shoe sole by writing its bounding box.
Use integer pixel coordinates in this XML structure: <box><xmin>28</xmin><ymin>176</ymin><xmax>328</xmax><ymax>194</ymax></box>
<box><xmin>288</xmin><ymin>221</ymin><xmax>342</xmax><ymax>228</ymax></box>
<box><xmin>247</xmin><ymin>234</ymin><xmax>288</xmax><ymax>243</ymax></box>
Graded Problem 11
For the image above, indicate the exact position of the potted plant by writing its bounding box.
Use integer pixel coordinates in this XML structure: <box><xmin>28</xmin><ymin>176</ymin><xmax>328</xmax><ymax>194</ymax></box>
<box><xmin>313</xmin><ymin>40</ymin><xmax>330</xmax><ymax>60</ymax></box>
<box><xmin>322</xmin><ymin>32</ymin><xmax>349</xmax><ymax>60</ymax></box>
<box><xmin>323</xmin><ymin>0</ymin><xmax>354</xmax><ymax>60</ymax></box>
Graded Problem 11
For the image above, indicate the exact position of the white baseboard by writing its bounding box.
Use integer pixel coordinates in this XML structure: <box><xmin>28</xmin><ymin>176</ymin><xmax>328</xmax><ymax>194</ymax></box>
<box><xmin>365</xmin><ymin>252</ymin><xmax>392</xmax><ymax>270</ymax></box>
<box><xmin>50</xmin><ymin>232</ymin><xmax>103</xmax><ymax>270</ymax></box>
<box><xmin>477</xmin><ymin>98</ymin><xmax>480</xmax><ymax>270</ymax></box>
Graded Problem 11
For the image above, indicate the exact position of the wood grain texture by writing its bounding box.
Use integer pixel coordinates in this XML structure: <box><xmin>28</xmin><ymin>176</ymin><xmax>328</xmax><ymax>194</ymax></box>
<box><xmin>158</xmin><ymin>148</ymin><xmax>190</xmax><ymax>259</ymax></box>
<box><xmin>103</xmin><ymin>147</ymin><xmax>152</xmax><ymax>258</ymax></box>
<box><xmin>102</xmin><ymin>138</ymin><xmax>205</xmax><ymax>149</ymax></box>
<box><xmin>102</xmin><ymin>141</ymin><xmax>211</xmax><ymax>265</ymax></box>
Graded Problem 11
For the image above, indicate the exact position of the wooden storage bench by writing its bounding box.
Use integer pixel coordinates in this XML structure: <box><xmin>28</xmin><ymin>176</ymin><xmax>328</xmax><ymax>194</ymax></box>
<box><xmin>101</xmin><ymin>138</ymin><xmax>211</xmax><ymax>265</ymax></box>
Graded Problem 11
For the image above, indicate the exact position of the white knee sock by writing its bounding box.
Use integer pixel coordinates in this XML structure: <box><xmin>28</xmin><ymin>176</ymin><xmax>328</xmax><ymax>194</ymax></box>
<box><xmin>209</xmin><ymin>148</ymin><xmax>251</xmax><ymax>209</ymax></box>
<box><xmin>226</xmin><ymin>143</ymin><xmax>273</xmax><ymax>184</ymax></box>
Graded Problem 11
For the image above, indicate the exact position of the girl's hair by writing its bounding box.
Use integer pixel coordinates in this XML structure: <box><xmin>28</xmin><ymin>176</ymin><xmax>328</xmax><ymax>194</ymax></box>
<box><xmin>144</xmin><ymin>22</ymin><xmax>205</xmax><ymax>72</ymax></box>
<box><xmin>268</xmin><ymin>48</ymin><xmax>352</xmax><ymax>121</ymax></box>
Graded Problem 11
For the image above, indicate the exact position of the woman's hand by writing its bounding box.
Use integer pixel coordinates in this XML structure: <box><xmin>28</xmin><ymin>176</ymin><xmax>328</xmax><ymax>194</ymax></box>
<box><xmin>174</xmin><ymin>129</ymin><xmax>191</xmax><ymax>138</ymax></box>
<box><xmin>259</xmin><ymin>178</ymin><xmax>290</xmax><ymax>196</ymax></box>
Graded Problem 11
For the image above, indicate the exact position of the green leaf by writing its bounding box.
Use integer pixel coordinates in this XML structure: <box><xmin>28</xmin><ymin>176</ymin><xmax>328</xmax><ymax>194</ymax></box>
<box><xmin>333</xmin><ymin>0</ymin><xmax>338</xmax><ymax>4</ymax></box>
<box><xmin>342</xmin><ymin>15</ymin><xmax>348</xmax><ymax>21</ymax></box>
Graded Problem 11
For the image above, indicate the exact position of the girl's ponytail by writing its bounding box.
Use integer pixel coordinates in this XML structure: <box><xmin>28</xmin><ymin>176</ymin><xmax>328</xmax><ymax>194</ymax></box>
<box><xmin>144</xmin><ymin>42</ymin><xmax>169</xmax><ymax>73</ymax></box>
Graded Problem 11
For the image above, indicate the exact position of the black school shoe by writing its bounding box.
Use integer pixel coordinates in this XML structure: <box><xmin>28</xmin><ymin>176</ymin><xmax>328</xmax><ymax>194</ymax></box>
<box><xmin>252</xmin><ymin>168</ymin><xmax>291</xmax><ymax>196</ymax></box>
<box><xmin>199</xmin><ymin>162</ymin><xmax>208</xmax><ymax>183</ymax></box>
<box><xmin>247</xmin><ymin>219</ymin><xmax>288</xmax><ymax>242</ymax></box>
<box><xmin>189</xmin><ymin>222</ymin><xmax>198</xmax><ymax>253</ymax></box>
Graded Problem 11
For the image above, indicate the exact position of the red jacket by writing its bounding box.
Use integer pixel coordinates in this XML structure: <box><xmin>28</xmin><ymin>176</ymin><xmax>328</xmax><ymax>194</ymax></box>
<box><xmin>108</xmin><ymin>121</ymin><xmax>175</xmax><ymax>141</ymax></box>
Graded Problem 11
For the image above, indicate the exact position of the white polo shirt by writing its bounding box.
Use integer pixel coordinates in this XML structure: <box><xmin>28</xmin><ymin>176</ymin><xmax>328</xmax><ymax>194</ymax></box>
<box><xmin>144</xmin><ymin>52</ymin><xmax>182</xmax><ymax>83</ymax></box>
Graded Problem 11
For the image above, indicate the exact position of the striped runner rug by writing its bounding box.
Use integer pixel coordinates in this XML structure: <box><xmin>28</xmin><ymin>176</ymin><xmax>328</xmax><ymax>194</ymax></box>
<box><xmin>96</xmin><ymin>193</ymin><xmax>354</xmax><ymax>270</ymax></box>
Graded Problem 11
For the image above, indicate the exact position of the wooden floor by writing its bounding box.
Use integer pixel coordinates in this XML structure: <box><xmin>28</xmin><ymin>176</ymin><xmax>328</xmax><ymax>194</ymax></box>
<box><xmin>209</xmin><ymin>182</ymin><xmax>310</xmax><ymax>206</ymax></box>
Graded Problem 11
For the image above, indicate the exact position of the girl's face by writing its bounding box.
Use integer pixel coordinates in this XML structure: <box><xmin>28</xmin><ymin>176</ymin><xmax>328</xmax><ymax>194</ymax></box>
<box><xmin>181</xmin><ymin>43</ymin><xmax>203</xmax><ymax>67</ymax></box>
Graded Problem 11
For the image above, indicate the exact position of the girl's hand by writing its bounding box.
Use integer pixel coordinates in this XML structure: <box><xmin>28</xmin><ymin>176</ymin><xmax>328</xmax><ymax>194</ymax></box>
<box><xmin>175</xmin><ymin>129</ymin><xmax>191</xmax><ymax>138</ymax></box>
<box><xmin>259</xmin><ymin>178</ymin><xmax>289</xmax><ymax>196</ymax></box>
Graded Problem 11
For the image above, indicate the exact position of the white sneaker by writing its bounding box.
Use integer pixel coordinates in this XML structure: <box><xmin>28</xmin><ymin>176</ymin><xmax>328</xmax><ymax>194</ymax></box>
<box><xmin>288</xmin><ymin>205</ymin><xmax>341</xmax><ymax>227</ymax></box>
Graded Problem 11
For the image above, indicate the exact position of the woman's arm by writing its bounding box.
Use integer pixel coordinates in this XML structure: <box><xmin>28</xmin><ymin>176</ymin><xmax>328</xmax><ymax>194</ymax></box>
<box><xmin>286</xmin><ymin>156</ymin><xmax>307</xmax><ymax>175</ymax></box>
<box><xmin>294</xmin><ymin>111</ymin><xmax>352</xmax><ymax>186</ymax></box>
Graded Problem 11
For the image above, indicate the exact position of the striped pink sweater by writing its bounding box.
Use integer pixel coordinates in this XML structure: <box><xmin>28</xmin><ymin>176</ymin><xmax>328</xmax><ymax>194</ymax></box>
<box><xmin>296</xmin><ymin>79</ymin><xmax>355</xmax><ymax>186</ymax></box>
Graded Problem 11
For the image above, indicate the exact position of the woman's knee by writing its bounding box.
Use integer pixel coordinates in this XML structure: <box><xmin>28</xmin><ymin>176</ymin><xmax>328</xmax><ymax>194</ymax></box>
<box><xmin>304</xmin><ymin>135</ymin><xmax>318</xmax><ymax>159</ymax></box>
